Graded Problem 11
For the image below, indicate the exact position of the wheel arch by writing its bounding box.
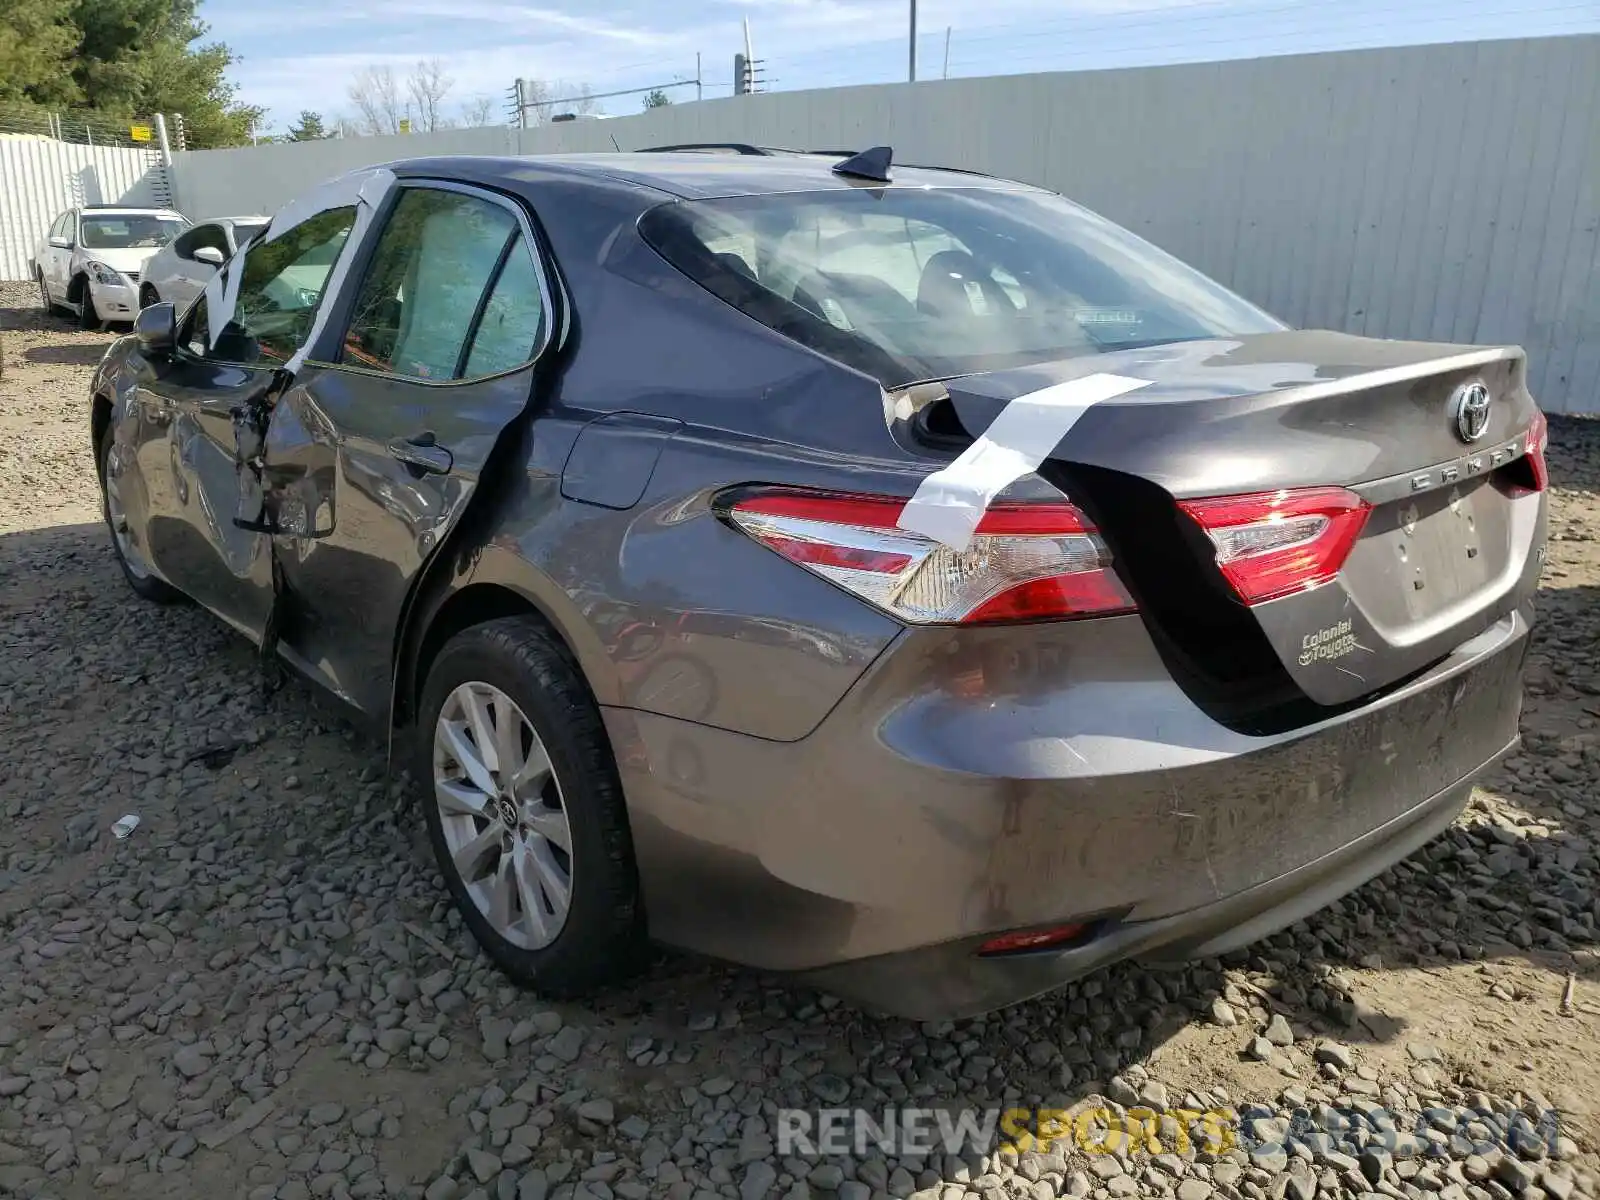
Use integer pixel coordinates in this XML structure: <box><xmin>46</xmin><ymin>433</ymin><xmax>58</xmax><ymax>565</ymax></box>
<box><xmin>393</xmin><ymin>554</ymin><xmax>621</xmax><ymax>740</ymax></box>
<box><xmin>67</xmin><ymin>272</ymin><xmax>87</xmax><ymax>305</ymax></box>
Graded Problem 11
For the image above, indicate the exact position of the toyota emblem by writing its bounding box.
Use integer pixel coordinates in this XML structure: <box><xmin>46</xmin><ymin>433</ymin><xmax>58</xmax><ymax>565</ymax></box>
<box><xmin>1452</xmin><ymin>381</ymin><xmax>1492</xmax><ymax>443</ymax></box>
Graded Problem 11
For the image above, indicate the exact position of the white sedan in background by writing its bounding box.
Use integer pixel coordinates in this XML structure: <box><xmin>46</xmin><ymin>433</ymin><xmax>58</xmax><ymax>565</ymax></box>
<box><xmin>138</xmin><ymin>215</ymin><xmax>270</xmax><ymax>312</ymax></box>
<box><xmin>33</xmin><ymin>206</ymin><xmax>189</xmax><ymax>328</ymax></box>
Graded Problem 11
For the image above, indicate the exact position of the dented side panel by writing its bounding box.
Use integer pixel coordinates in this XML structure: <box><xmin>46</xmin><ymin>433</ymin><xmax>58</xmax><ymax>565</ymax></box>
<box><xmin>129</xmin><ymin>350</ymin><xmax>277</xmax><ymax>639</ymax></box>
<box><xmin>266</xmin><ymin>364</ymin><xmax>539</xmax><ymax>716</ymax></box>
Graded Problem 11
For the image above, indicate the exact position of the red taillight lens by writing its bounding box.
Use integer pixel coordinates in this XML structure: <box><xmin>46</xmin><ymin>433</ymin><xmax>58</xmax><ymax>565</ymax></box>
<box><xmin>1178</xmin><ymin>487</ymin><xmax>1370</xmax><ymax>605</ymax></box>
<box><xmin>1492</xmin><ymin>408</ymin><xmax>1549</xmax><ymax>498</ymax></box>
<box><xmin>978</xmin><ymin>923</ymin><xmax>1090</xmax><ymax>956</ymax></box>
<box><xmin>1526</xmin><ymin>408</ymin><xmax>1549</xmax><ymax>492</ymax></box>
<box><xmin>726</xmin><ymin>490</ymin><xmax>1135</xmax><ymax>625</ymax></box>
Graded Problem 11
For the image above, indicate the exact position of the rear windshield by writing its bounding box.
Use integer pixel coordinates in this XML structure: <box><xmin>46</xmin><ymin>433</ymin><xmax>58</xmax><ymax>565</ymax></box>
<box><xmin>638</xmin><ymin>187</ymin><xmax>1285</xmax><ymax>387</ymax></box>
<box><xmin>79</xmin><ymin>215</ymin><xmax>186</xmax><ymax>250</ymax></box>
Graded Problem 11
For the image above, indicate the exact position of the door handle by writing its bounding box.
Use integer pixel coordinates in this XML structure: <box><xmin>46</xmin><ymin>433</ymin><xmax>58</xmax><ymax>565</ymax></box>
<box><xmin>387</xmin><ymin>432</ymin><xmax>453</xmax><ymax>475</ymax></box>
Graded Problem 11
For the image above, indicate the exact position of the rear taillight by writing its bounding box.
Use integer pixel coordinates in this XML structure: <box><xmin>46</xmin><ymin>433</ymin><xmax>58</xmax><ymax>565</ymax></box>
<box><xmin>1491</xmin><ymin>408</ymin><xmax>1549</xmax><ymax>499</ymax></box>
<box><xmin>726</xmin><ymin>489</ymin><xmax>1135</xmax><ymax>624</ymax></box>
<box><xmin>1525</xmin><ymin>408</ymin><xmax>1549</xmax><ymax>492</ymax></box>
<box><xmin>1178</xmin><ymin>487</ymin><xmax>1371</xmax><ymax>605</ymax></box>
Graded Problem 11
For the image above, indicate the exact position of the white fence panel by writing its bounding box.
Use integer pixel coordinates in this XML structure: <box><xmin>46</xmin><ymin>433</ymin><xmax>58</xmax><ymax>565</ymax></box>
<box><xmin>168</xmin><ymin>126</ymin><xmax>517</xmax><ymax>224</ymax></box>
<box><xmin>0</xmin><ymin>137</ymin><xmax>170</xmax><ymax>282</ymax></box>
<box><xmin>152</xmin><ymin>35</ymin><xmax>1600</xmax><ymax>411</ymax></box>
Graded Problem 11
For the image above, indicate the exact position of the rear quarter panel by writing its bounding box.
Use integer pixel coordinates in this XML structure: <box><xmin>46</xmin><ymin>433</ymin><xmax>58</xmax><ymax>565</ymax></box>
<box><xmin>438</xmin><ymin>168</ymin><xmax>944</xmax><ymax>741</ymax></box>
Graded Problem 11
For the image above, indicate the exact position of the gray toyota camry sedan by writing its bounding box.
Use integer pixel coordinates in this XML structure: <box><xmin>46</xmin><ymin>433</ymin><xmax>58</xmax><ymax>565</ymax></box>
<box><xmin>88</xmin><ymin>146</ymin><xmax>1548</xmax><ymax>1020</ymax></box>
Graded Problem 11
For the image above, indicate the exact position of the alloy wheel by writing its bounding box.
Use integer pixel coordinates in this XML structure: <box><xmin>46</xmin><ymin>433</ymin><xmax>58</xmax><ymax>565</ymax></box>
<box><xmin>432</xmin><ymin>682</ymin><xmax>574</xmax><ymax>950</ymax></box>
<box><xmin>104</xmin><ymin>453</ymin><xmax>151</xmax><ymax>579</ymax></box>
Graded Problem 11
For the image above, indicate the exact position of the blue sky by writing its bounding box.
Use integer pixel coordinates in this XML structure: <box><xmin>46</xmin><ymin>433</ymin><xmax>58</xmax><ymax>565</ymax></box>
<box><xmin>202</xmin><ymin>0</ymin><xmax>1600</xmax><ymax>134</ymax></box>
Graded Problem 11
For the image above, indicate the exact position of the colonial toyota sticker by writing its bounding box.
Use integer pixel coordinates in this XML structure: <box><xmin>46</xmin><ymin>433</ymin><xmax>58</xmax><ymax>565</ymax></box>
<box><xmin>1299</xmin><ymin>618</ymin><xmax>1358</xmax><ymax>666</ymax></box>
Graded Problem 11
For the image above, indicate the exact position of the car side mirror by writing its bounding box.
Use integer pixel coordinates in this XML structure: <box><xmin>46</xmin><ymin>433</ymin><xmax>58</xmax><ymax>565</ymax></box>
<box><xmin>49</xmin><ymin>236</ymin><xmax>72</xmax><ymax>249</ymax></box>
<box><xmin>193</xmin><ymin>246</ymin><xmax>225</xmax><ymax>266</ymax></box>
<box><xmin>135</xmin><ymin>302</ymin><xmax>176</xmax><ymax>356</ymax></box>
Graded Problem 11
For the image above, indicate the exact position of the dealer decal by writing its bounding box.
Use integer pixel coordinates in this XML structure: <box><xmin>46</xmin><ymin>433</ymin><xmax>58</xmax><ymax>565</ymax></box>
<box><xmin>1299</xmin><ymin>618</ymin><xmax>1358</xmax><ymax>666</ymax></box>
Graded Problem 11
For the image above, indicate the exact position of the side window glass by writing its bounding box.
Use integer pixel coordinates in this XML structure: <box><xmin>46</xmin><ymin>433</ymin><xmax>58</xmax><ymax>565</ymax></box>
<box><xmin>341</xmin><ymin>188</ymin><xmax>518</xmax><ymax>381</ymax></box>
<box><xmin>172</xmin><ymin>228</ymin><xmax>197</xmax><ymax>258</ymax></box>
<box><xmin>200</xmin><ymin>206</ymin><xmax>357</xmax><ymax>366</ymax></box>
<box><xmin>462</xmin><ymin>235</ymin><xmax>546</xmax><ymax>378</ymax></box>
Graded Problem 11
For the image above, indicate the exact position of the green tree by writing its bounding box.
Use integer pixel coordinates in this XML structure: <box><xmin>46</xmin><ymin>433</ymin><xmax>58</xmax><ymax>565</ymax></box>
<box><xmin>0</xmin><ymin>0</ymin><xmax>261</xmax><ymax>147</ymax></box>
<box><xmin>69</xmin><ymin>0</ymin><xmax>261</xmax><ymax>147</ymax></box>
<box><xmin>288</xmin><ymin>110</ymin><xmax>329</xmax><ymax>141</ymax></box>
<box><xmin>0</xmin><ymin>0</ymin><xmax>81</xmax><ymax>106</ymax></box>
<box><xmin>642</xmin><ymin>88</ymin><xmax>672</xmax><ymax>110</ymax></box>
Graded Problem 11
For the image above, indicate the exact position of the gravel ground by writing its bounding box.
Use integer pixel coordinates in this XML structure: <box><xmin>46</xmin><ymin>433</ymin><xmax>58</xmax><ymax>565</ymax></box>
<box><xmin>3</xmin><ymin>277</ymin><xmax>1600</xmax><ymax>1200</ymax></box>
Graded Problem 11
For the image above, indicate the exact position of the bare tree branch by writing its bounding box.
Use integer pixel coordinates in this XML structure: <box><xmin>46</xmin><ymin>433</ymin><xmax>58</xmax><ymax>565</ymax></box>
<box><xmin>458</xmin><ymin>95</ymin><xmax>499</xmax><ymax>127</ymax></box>
<box><xmin>347</xmin><ymin>65</ymin><xmax>402</xmax><ymax>136</ymax></box>
<box><xmin>553</xmin><ymin>81</ymin><xmax>599</xmax><ymax>116</ymax></box>
<box><xmin>407</xmin><ymin>58</ymin><xmax>453</xmax><ymax>132</ymax></box>
<box><xmin>515</xmin><ymin>78</ymin><xmax>599</xmax><ymax>126</ymax></box>
<box><xmin>517</xmin><ymin>78</ymin><xmax>552</xmax><ymax>126</ymax></box>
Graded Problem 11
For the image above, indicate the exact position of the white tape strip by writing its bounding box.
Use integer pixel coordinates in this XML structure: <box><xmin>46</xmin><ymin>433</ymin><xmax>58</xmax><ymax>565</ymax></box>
<box><xmin>896</xmin><ymin>373</ymin><xmax>1152</xmax><ymax>551</ymax></box>
<box><xmin>202</xmin><ymin>262</ymin><xmax>228</xmax><ymax>349</ymax></box>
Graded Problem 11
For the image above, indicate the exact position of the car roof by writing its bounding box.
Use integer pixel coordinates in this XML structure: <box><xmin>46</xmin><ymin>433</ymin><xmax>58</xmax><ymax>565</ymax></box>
<box><xmin>394</xmin><ymin>151</ymin><xmax>1046</xmax><ymax>201</ymax></box>
<box><xmin>75</xmin><ymin>206</ymin><xmax>184</xmax><ymax>218</ymax></box>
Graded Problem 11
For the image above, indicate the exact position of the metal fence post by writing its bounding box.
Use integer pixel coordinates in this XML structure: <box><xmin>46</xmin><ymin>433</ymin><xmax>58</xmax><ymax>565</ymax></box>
<box><xmin>154</xmin><ymin>114</ymin><xmax>174</xmax><ymax>167</ymax></box>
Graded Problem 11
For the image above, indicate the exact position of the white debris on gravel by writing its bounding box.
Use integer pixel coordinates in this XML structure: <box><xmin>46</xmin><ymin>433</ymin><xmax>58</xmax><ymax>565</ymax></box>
<box><xmin>2</xmin><ymin>278</ymin><xmax>1599</xmax><ymax>1200</ymax></box>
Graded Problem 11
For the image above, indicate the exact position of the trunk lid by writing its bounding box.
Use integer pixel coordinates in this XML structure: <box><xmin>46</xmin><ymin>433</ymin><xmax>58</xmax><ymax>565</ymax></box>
<box><xmin>929</xmin><ymin>330</ymin><xmax>1547</xmax><ymax>714</ymax></box>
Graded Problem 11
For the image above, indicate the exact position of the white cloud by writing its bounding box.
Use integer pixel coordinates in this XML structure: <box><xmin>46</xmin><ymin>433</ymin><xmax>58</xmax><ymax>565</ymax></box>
<box><xmin>225</xmin><ymin>0</ymin><xmax>1262</xmax><ymax>125</ymax></box>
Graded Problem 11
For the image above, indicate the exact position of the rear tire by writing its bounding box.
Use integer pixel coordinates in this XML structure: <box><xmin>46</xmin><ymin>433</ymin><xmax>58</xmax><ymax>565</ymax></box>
<box><xmin>415</xmin><ymin>616</ymin><xmax>645</xmax><ymax>997</ymax></box>
<box><xmin>100</xmin><ymin>433</ymin><xmax>180</xmax><ymax>603</ymax></box>
<box><xmin>37</xmin><ymin>271</ymin><xmax>65</xmax><ymax>317</ymax></box>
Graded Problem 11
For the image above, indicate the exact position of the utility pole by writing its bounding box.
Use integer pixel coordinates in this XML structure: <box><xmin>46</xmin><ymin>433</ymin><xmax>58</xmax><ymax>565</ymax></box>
<box><xmin>943</xmin><ymin>26</ymin><xmax>952</xmax><ymax>79</ymax></box>
<box><xmin>908</xmin><ymin>0</ymin><xmax>918</xmax><ymax>82</ymax></box>
<box><xmin>696</xmin><ymin>53</ymin><xmax>703</xmax><ymax>102</ymax></box>
<box><xmin>735</xmin><ymin>20</ymin><xmax>763</xmax><ymax>95</ymax></box>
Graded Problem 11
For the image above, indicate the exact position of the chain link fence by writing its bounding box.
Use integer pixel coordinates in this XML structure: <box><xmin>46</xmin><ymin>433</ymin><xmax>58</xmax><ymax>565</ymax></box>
<box><xmin>0</xmin><ymin>103</ymin><xmax>184</xmax><ymax>151</ymax></box>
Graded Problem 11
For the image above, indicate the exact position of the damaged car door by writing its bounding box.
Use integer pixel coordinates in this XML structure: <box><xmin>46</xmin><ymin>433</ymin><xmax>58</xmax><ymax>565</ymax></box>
<box><xmin>254</xmin><ymin>181</ymin><xmax>555</xmax><ymax>716</ymax></box>
<box><xmin>140</xmin><ymin>206</ymin><xmax>359</xmax><ymax>638</ymax></box>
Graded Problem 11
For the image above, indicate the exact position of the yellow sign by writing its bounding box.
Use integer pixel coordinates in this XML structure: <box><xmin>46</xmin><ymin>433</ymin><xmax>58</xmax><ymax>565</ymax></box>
<box><xmin>129</xmin><ymin>124</ymin><xmax>153</xmax><ymax>142</ymax></box>
<box><xmin>398</xmin><ymin>118</ymin><xmax>412</xmax><ymax>133</ymax></box>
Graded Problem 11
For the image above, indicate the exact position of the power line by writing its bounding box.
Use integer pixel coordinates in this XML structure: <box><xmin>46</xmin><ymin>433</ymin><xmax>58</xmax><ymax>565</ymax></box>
<box><xmin>945</xmin><ymin>0</ymin><xmax>1599</xmax><ymax>53</ymax></box>
<box><xmin>760</xmin><ymin>3</ymin><xmax>1596</xmax><ymax>89</ymax></box>
<box><xmin>943</xmin><ymin>5</ymin><xmax>1600</xmax><ymax>71</ymax></box>
<box><xmin>771</xmin><ymin>0</ymin><xmax>1591</xmax><ymax>68</ymax></box>
<box><xmin>510</xmin><ymin>76</ymin><xmax>703</xmax><ymax>124</ymax></box>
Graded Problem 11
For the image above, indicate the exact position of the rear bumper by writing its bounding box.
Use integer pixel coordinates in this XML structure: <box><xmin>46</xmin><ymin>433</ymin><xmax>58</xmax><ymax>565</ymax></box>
<box><xmin>604</xmin><ymin>605</ymin><xmax>1530</xmax><ymax>1020</ymax></box>
<box><xmin>797</xmin><ymin>753</ymin><xmax>1501</xmax><ymax>1019</ymax></box>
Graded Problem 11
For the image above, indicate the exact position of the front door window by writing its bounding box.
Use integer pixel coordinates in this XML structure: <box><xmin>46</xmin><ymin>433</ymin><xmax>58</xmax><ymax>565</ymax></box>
<box><xmin>186</xmin><ymin>207</ymin><xmax>358</xmax><ymax>366</ymax></box>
